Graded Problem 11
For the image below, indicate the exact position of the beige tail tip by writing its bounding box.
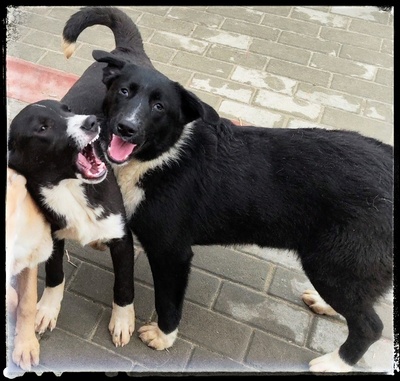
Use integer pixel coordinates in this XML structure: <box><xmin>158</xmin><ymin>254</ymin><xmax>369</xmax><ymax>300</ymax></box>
<box><xmin>62</xmin><ymin>40</ymin><xmax>76</xmax><ymax>59</ymax></box>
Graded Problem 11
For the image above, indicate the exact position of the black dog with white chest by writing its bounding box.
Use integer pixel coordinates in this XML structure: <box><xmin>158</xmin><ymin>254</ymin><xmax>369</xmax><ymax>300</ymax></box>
<box><xmin>63</xmin><ymin>7</ymin><xmax>393</xmax><ymax>373</ymax></box>
<box><xmin>7</xmin><ymin>100</ymin><xmax>135</xmax><ymax>348</ymax></box>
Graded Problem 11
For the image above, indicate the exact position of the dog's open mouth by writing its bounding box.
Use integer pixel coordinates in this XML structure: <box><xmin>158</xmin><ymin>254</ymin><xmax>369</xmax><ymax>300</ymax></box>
<box><xmin>107</xmin><ymin>134</ymin><xmax>137</xmax><ymax>163</ymax></box>
<box><xmin>77</xmin><ymin>138</ymin><xmax>107</xmax><ymax>180</ymax></box>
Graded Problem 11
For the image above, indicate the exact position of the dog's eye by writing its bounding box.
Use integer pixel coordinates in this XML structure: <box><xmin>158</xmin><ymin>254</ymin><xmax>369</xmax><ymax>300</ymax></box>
<box><xmin>38</xmin><ymin>125</ymin><xmax>48</xmax><ymax>132</ymax></box>
<box><xmin>119</xmin><ymin>88</ymin><xmax>129</xmax><ymax>97</ymax></box>
<box><xmin>153</xmin><ymin>103</ymin><xmax>164</xmax><ymax>112</ymax></box>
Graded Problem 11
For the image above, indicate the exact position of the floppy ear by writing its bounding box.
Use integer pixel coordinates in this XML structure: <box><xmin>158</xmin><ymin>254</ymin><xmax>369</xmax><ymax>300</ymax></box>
<box><xmin>92</xmin><ymin>50</ymin><xmax>126</xmax><ymax>87</ymax></box>
<box><xmin>175</xmin><ymin>83</ymin><xmax>220</xmax><ymax>126</ymax></box>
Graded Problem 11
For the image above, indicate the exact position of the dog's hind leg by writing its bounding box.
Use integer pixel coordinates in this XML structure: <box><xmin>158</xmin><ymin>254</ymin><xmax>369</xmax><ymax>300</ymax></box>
<box><xmin>107</xmin><ymin>234</ymin><xmax>135</xmax><ymax>348</ymax></box>
<box><xmin>302</xmin><ymin>266</ymin><xmax>385</xmax><ymax>372</ymax></box>
<box><xmin>35</xmin><ymin>238</ymin><xmax>65</xmax><ymax>334</ymax></box>
<box><xmin>138</xmin><ymin>246</ymin><xmax>193</xmax><ymax>350</ymax></box>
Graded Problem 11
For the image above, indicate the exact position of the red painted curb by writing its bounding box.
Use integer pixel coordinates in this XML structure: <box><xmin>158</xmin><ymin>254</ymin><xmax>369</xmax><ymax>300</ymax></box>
<box><xmin>6</xmin><ymin>56</ymin><xmax>79</xmax><ymax>104</ymax></box>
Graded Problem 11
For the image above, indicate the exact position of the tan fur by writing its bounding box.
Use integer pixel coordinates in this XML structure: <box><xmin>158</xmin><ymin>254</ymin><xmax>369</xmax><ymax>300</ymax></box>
<box><xmin>6</xmin><ymin>168</ymin><xmax>53</xmax><ymax>371</ymax></box>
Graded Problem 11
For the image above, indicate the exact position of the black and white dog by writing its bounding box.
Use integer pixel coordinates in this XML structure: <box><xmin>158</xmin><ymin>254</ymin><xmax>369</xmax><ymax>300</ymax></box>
<box><xmin>7</xmin><ymin>100</ymin><xmax>135</xmax><ymax>348</ymax></box>
<box><xmin>62</xmin><ymin>7</ymin><xmax>393</xmax><ymax>373</ymax></box>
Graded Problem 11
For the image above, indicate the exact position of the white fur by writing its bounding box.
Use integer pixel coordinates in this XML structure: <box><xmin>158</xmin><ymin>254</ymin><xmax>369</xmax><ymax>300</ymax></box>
<box><xmin>113</xmin><ymin>122</ymin><xmax>194</xmax><ymax>219</ymax></box>
<box><xmin>35</xmin><ymin>279</ymin><xmax>65</xmax><ymax>334</ymax></box>
<box><xmin>66</xmin><ymin>114</ymin><xmax>97</xmax><ymax>150</ymax></box>
<box><xmin>40</xmin><ymin>179</ymin><xmax>125</xmax><ymax>246</ymax></box>
<box><xmin>108</xmin><ymin>302</ymin><xmax>135</xmax><ymax>347</ymax></box>
<box><xmin>309</xmin><ymin>348</ymin><xmax>353</xmax><ymax>373</ymax></box>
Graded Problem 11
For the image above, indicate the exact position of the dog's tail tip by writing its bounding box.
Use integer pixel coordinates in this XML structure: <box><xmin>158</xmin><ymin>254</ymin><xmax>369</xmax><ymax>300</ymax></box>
<box><xmin>62</xmin><ymin>40</ymin><xmax>76</xmax><ymax>59</ymax></box>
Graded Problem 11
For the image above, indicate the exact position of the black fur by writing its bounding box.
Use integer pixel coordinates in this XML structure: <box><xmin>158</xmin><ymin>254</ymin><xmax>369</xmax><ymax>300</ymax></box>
<box><xmin>65</xmin><ymin>7</ymin><xmax>393</xmax><ymax>370</ymax></box>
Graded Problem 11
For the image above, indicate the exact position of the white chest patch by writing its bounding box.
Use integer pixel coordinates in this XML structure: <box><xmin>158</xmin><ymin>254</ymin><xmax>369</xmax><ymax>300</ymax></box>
<box><xmin>113</xmin><ymin>123</ymin><xmax>194</xmax><ymax>220</ymax></box>
<box><xmin>40</xmin><ymin>179</ymin><xmax>125</xmax><ymax>245</ymax></box>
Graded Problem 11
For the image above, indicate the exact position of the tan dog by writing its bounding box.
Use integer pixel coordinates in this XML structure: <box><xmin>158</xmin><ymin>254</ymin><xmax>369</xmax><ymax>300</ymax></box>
<box><xmin>6</xmin><ymin>168</ymin><xmax>53</xmax><ymax>371</ymax></box>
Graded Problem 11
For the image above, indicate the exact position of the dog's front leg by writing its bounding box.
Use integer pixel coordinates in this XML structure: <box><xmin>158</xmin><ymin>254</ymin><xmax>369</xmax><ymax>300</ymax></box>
<box><xmin>12</xmin><ymin>266</ymin><xmax>40</xmax><ymax>371</ymax></box>
<box><xmin>108</xmin><ymin>233</ymin><xmax>135</xmax><ymax>347</ymax></box>
<box><xmin>138</xmin><ymin>247</ymin><xmax>193</xmax><ymax>350</ymax></box>
<box><xmin>35</xmin><ymin>238</ymin><xmax>65</xmax><ymax>334</ymax></box>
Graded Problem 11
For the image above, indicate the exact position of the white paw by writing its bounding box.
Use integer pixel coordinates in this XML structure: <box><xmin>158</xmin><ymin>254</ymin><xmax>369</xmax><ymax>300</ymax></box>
<box><xmin>138</xmin><ymin>322</ymin><xmax>178</xmax><ymax>350</ymax></box>
<box><xmin>302</xmin><ymin>289</ymin><xmax>337</xmax><ymax>316</ymax></box>
<box><xmin>108</xmin><ymin>302</ymin><xmax>135</xmax><ymax>347</ymax></box>
<box><xmin>35</xmin><ymin>280</ymin><xmax>65</xmax><ymax>334</ymax></box>
<box><xmin>310</xmin><ymin>349</ymin><xmax>353</xmax><ymax>373</ymax></box>
<box><xmin>12</xmin><ymin>333</ymin><xmax>40</xmax><ymax>371</ymax></box>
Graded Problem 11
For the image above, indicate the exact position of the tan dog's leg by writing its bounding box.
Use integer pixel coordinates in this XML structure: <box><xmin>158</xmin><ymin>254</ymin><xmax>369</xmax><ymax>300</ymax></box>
<box><xmin>12</xmin><ymin>266</ymin><xmax>40</xmax><ymax>371</ymax></box>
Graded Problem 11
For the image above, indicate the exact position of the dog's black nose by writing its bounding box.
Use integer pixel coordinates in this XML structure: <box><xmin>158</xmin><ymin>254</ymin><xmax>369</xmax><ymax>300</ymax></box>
<box><xmin>82</xmin><ymin>115</ymin><xmax>98</xmax><ymax>131</ymax></box>
<box><xmin>117</xmin><ymin>120</ymin><xmax>139</xmax><ymax>138</ymax></box>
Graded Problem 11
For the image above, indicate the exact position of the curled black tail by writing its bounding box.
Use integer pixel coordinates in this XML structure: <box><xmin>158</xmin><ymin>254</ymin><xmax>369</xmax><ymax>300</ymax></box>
<box><xmin>63</xmin><ymin>6</ymin><xmax>145</xmax><ymax>59</ymax></box>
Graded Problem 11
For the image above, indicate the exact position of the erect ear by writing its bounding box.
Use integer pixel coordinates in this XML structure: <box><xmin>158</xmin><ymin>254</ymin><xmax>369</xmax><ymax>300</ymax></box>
<box><xmin>175</xmin><ymin>83</ymin><xmax>220</xmax><ymax>126</ymax></box>
<box><xmin>92</xmin><ymin>50</ymin><xmax>126</xmax><ymax>87</ymax></box>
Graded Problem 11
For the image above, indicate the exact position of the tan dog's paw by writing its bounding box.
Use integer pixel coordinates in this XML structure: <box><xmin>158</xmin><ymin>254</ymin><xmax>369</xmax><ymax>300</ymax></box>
<box><xmin>35</xmin><ymin>280</ymin><xmax>65</xmax><ymax>334</ymax></box>
<box><xmin>12</xmin><ymin>333</ymin><xmax>40</xmax><ymax>371</ymax></box>
<box><xmin>138</xmin><ymin>322</ymin><xmax>177</xmax><ymax>350</ymax></box>
<box><xmin>108</xmin><ymin>302</ymin><xmax>135</xmax><ymax>347</ymax></box>
<box><xmin>302</xmin><ymin>289</ymin><xmax>337</xmax><ymax>316</ymax></box>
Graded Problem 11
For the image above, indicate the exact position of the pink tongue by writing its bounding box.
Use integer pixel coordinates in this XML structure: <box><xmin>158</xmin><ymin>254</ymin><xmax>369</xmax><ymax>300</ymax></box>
<box><xmin>108</xmin><ymin>134</ymin><xmax>136</xmax><ymax>162</ymax></box>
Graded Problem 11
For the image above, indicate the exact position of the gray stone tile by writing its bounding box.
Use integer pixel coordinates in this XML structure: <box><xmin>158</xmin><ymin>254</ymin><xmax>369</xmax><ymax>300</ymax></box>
<box><xmin>38</xmin><ymin>328</ymin><xmax>134</xmax><ymax>372</ymax></box>
<box><xmin>245</xmin><ymin>330</ymin><xmax>318</xmax><ymax>373</ymax></box>
<box><xmin>186</xmin><ymin>346</ymin><xmax>256</xmax><ymax>373</ymax></box>
<box><xmin>192</xmin><ymin>245</ymin><xmax>271</xmax><ymax>291</ymax></box>
<box><xmin>214</xmin><ymin>282</ymin><xmax>311</xmax><ymax>345</ymax></box>
<box><xmin>179</xmin><ymin>301</ymin><xmax>252</xmax><ymax>362</ymax></box>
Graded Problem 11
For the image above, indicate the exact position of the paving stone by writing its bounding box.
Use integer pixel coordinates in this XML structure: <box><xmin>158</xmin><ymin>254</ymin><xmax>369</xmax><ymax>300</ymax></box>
<box><xmin>168</xmin><ymin>7</ymin><xmax>224</xmax><ymax>28</ymax></box>
<box><xmin>150</xmin><ymin>31</ymin><xmax>208</xmax><ymax>54</ymax></box>
<box><xmin>261</xmin><ymin>13</ymin><xmax>320</xmax><ymax>37</ymax></box>
<box><xmin>192</xmin><ymin>245</ymin><xmax>270</xmax><ymax>291</ymax></box>
<box><xmin>185</xmin><ymin>346</ymin><xmax>256</xmax><ymax>373</ymax></box>
<box><xmin>190</xmin><ymin>73</ymin><xmax>253</xmax><ymax>103</ymax></box>
<box><xmin>340</xmin><ymin>45</ymin><xmax>393</xmax><ymax>70</ymax></box>
<box><xmin>322</xmin><ymin>107</ymin><xmax>393</xmax><ymax>145</ymax></box>
<box><xmin>331</xmin><ymin>74</ymin><xmax>393</xmax><ymax>105</ymax></box>
<box><xmin>206</xmin><ymin>44</ymin><xmax>266</xmax><ymax>70</ymax></box>
<box><xmin>278</xmin><ymin>31</ymin><xmax>341</xmax><ymax>56</ymax></box>
<box><xmin>214</xmin><ymin>282</ymin><xmax>311</xmax><ymax>345</ymax></box>
<box><xmin>52</xmin><ymin>291</ymin><xmax>104</xmax><ymax>339</ymax></box>
<box><xmin>172</xmin><ymin>51</ymin><xmax>234</xmax><ymax>79</ymax></box>
<box><xmin>268</xmin><ymin>266</ymin><xmax>314</xmax><ymax>308</ymax></box>
<box><xmin>290</xmin><ymin>6</ymin><xmax>348</xmax><ymax>28</ymax></box>
<box><xmin>192</xmin><ymin>25</ymin><xmax>252</xmax><ymax>50</ymax></box>
<box><xmin>250</xmin><ymin>39</ymin><xmax>311</xmax><ymax>66</ymax></box>
<box><xmin>69</xmin><ymin>262</ymin><xmax>115</xmax><ymax>306</ymax></box>
<box><xmin>218</xmin><ymin>100</ymin><xmax>284</xmax><ymax>127</ymax></box>
<box><xmin>295</xmin><ymin>82</ymin><xmax>362</xmax><ymax>113</ymax></box>
<box><xmin>185</xmin><ymin>268</ymin><xmax>221</xmax><ymax>308</ymax></box>
<box><xmin>267</xmin><ymin>59</ymin><xmax>331</xmax><ymax>87</ymax></box>
<box><xmin>221</xmin><ymin>18</ymin><xmax>280</xmax><ymax>41</ymax></box>
<box><xmin>179</xmin><ymin>301</ymin><xmax>252</xmax><ymax>362</ymax></box>
<box><xmin>137</xmin><ymin>12</ymin><xmax>195</xmax><ymax>36</ymax></box>
<box><xmin>363</xmin><ymin>100</ymin><xmax>393</xmax><ymax>123</ymax></box>
<box><xmin>310</xmin><ymin>52</ymin><xmax>377</xmax><ymax>80</ymax></box>
<box><xmin>254</xmin><ymin>89</ymin><xmax>322</xmax><ymax>121</ymax></box>
<box><xmin>320</xmin><ymin>26</ymin><xmax>382</xmax><ymax>51</ymax></box>
<box><xmin>330</xmin><ymin>6</ymin><xmax>390</xmax><ymax>24</ymax></box>
<box><xmin>207</xmin><ymin>6</ymin><xmax>263</xmax><ymax>24</ymax></box>
<box><xmin>38</xmin><ymin>328</ymin><xmax>134</xmax><ymax>372</ymax></box>
<box><xmin>245</xmin><ymin>330</ymin><xmax>318</xmax><ymax>373</ymax></box>
<box><xmin>375</xmin><ymin>68</ymin><xmax>393</xmax><ymax>87</ymax></box>
<box><xmin>231</xmin><ymin>66</ymin><xmax>297</xmax><ymax>96</ymax></box>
